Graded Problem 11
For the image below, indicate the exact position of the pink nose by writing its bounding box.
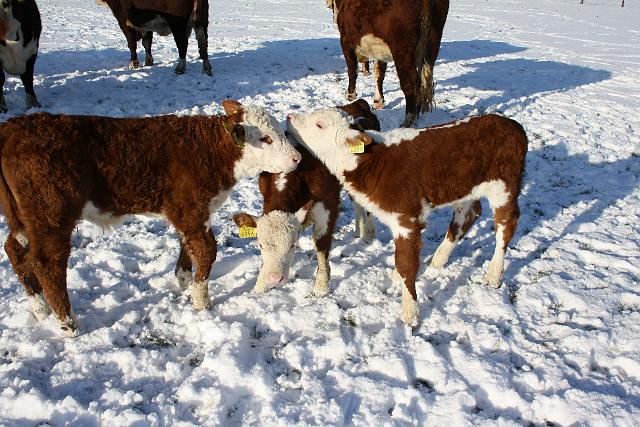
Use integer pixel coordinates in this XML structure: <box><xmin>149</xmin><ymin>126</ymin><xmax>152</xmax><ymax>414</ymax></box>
<box><xmin>292</xmin><ymin>152</ymin><xmax>302</xmax><ymax>164</ymax></box>
<box><xmin>267</xmin><ymin>272</ymin><xmax>285</xmax><ymax>285</ymax></box>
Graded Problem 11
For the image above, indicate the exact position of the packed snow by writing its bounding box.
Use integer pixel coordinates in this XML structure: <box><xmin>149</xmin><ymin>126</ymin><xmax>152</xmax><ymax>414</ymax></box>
<box><xmin>1</xmin><ymin>0</ymin><xmax>639</xmax><ymax>425</ymax></box>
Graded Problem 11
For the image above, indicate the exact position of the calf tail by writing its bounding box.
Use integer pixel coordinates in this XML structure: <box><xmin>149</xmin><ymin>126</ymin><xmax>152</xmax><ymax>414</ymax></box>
<box><xmin>0</xmin><ymin>151</ymin><xmax>23</xmax><ymax>235</ymax></box>
<box><xmin>415</xmin><ymin>0</ymin><xmax>449</xmax><ymax>113</ymax></box>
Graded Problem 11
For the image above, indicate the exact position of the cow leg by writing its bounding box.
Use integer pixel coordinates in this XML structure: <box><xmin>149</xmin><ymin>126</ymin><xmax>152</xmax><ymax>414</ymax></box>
<box><xmin>167</xmin><ymin>17</ymin><xmax>189</xmax><ymax>74</ymax></box>
<box><xmin>394</xmin><ymin>227</ymin><xmax>423</xmax><ymax>327</ymax></box>
<box><xmin>373</xmin><ymin>61</ymin><xmax>387</xmax><ymax>110</ymax></box>
<box><xmin>0</xmin><ymin>68</ymin><xmax>7</xmax><ymax>113</ymax></box>
<box><xmin>341</xmin><ymin>40</ymin><xmax>358</xmax><ymax>101</ymax></box>
<box><xmin>126</xmin><ymin>27</ymin><xmax>141</xmax><ymax>69</ymax></box>
<box><xmin>354</xmin><ymin>202</ymin><xmax>375</xmax><ymax>243</ymax></box>
<box><xmin>4</xmin><ymin>234</ymin><xmax>51</xmax><ymax>320</ymax></box>
<box><xmin>174</xmin><ymin>241</ymin><xmax>193</xmax><ymax>289</ymax></box>
<box><xmin>311</xmin><ymin>203</ymin><xmax>337</xmax><ymax>297</ymax></box>
<box><xmin>485</xmin><ymin>199</ymin><xmax>520</xmax><ymax>288</ymax></box>
<box><xmin>30</xmin><ymin>230</ymin><xmax>80</xmax><ymax>337</ymax></box>
<box><xmin>20</xmin><ymin>55</ymin><xmax>40</xmax><ymax>109</ymax></box>
<box><xmin>194</xmin><ymin>26</ymin><xmax>212</xmax><ymax>76</ymax></box>
<box><xmin>180</xmin><ymin>228</ymin><xmax>217</xmax><ymax>310</ymax></box>
<box><xmin>394</xmin><ymin>52</ymin><xmax>420</xmax><ymax>127</ymax></box>
<box><xmin>360</xmin><ymin>59</ymin><xmax>371</xmax><ymax>76</ymax></box>
<box><xmin>142</xmin><ymin>31</ymin><xmax>154</xmax><ymax>66</ymax></box>
<box><xmin>431</xmin><ymin>200</ymin><xmax>482</xmax><ymax>268</ymax></box>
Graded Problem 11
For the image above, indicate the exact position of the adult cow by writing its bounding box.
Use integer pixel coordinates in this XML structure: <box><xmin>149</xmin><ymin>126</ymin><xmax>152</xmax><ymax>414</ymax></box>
<box><xmin>333</xmin><ymin>0</ymin><xmax>449</xmax><ymax>127</ymax></box>
<box><xmin>99</xmin><ymin>0</ymin><xmax>212</xmax><ymax>75</ymax></box>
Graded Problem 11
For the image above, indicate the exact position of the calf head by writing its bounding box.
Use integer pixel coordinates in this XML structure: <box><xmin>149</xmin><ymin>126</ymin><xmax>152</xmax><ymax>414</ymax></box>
<box><xmin>223</xmin><ymin>100</ymin><xmax>301</xmax><ymax>177</ymax></box>
<box><xmin>286</xmin><ymin>108</ymin><xmax>372</xmax><ymax>176</ymax></box>
<box><xmin>233</xmin><ymin>201</ymin><xmax>312</xmax><ymax>291</ymax></box>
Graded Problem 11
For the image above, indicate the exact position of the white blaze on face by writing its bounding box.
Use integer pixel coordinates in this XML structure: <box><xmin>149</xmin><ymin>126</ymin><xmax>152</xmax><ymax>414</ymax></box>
<box><xmin>286</xmin><ymin>109</ymin><xmax>361</xmax><ymax>176</ymax></box>
<box><xmin>234</xmin><ymin>105</ymin><xmax>302</xmax><ymax>179</ymax></box>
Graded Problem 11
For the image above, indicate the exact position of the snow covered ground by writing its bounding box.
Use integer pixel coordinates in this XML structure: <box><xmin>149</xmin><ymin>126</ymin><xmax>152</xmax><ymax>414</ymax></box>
<box><xmin>1</xmin><ymin>0</ymin><xmax>639</xmax><ymax>425</ymax></box>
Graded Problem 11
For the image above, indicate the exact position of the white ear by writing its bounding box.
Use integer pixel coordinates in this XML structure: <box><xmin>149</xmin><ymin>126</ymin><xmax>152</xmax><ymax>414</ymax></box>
<box><xmin>294</xmin><ymin>200</ymin><xmax>314</xmax><ymax>224</ymax></box>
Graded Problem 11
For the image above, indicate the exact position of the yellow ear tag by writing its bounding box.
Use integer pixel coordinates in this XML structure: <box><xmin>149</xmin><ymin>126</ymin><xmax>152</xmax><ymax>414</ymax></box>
<box><xmin>239</xmin><ymin>226</ymin><xmax>257</xmax><ymax>238</ymax></box>
<box><xmin>349</xmin><ymin>138</ymin><xmax>365</xmax><ymax>154</ymax></box>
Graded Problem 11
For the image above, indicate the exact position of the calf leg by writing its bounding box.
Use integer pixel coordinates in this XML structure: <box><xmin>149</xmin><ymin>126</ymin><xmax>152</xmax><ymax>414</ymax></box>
<box><xmin>431</xmin><ymin>200</ymin><xmax>482</xmax><ymax>268</ymax></box>
<box><xmin>174</xmin><ymin>242</ymin><xmax>193</xmax><ymax>289</ymax></box>
<box><xmin>126</xmin><ymin>27</ymin><xmax>141</xmax><ymax>69</ymax></box>
<box><xmin>485</xmin><ymin>200</ymin><xmax>520</xmax><ymax>287</ymax></box>
<box><xmin>341</xmin><ymin>40</ymin><xmax>358</xmax><ymax>101</ymax></box>
<box><xmin>4</xmin><ymin>234</ymin><xmax>51</xmax><ymax>320</ymax></box>
<box><xmin>141</xmin><ymin>31</ymin><xmax>154</xmax><ymax>66</ymax></box>
<box><xmin>373</xmin><ymin>61</ymin><xmax>387</xmax><ymax>110</ymax></box>
<box><xmin>30</xmin><ymin>232</ymin><xmax>79</xmax><ymax>337</ymax></box>
<box><xmin>311</xmin><ymin>203</ymin><xmax>337</xmax><ymax>297</ymax></box>
<box><xmin>20</xmin><ymin>56</ymin><xmax>40</xmax><ymax>109</ymax></box>
<box><xmin>0</xmin><ymin>68</ymin><xmax>7</xmax><ymax>113</ymax></box>
<box><xmin>394</xmin><ymin>227</ymin><xmax>423</xmax><ymax>327</ymax></box>
<box><xmin>394</xmin><ymin>52</ymin><xmax>420</xmax><ymax>127</ymax></box>
<box><xmin>360</xmin><ymin>59</ymin><xmax>371</xmax><ymax>76</ymax></box>
<box><xmin>167</xmin><ymin>17</ymin><xmax>189</xmax><ymax>74</ymax></box>
<box><xmin>180</xmin><ymin>228</ymin><xmax>217</xmax><ymax>310</ymax></box>
<box><xmin>354</xmin><ymin>202</ymin><xmax>375</xmax><ymax>243</ymax></box>
<box><xmin>194</xmin><ymin>26</ymin><xmax>212</xmax><ymax>76</ymax></box>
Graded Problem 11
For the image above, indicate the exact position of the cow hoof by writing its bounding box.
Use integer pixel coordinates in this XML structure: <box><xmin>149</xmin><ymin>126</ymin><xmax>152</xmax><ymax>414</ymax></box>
<box><xmin>345</xmin><ymin>92</ymin><xmax>357</xmax><ymax>101</ymax></box>
<box><xmin>174</xmin><ymin>59</ymin><xmax>187</xmax><ymax>75</ymax></box>
<box><xmin>400</xmin><ymin>115</ymin><xmax>418</xmax><ymax>128</ymax></box>
<box><xmin>129</xmin><ymin>60</ymin><xmax>140</xmax><ymax>69</ymax></box>
<box><xmin>26</xmin><ymin>95</ymin><xmax>41</xmax><ymax>110</ymax></box>
<box><xmin>144</xmin><ymin>57</ymin><xmax>154</xmax><ymax>66</ymax></box>
<box><xmin>483</xmin><ymin>263</ymin><xmax>503</xmax><ymax>288</ymax></box>
<box><xmin>373</xmin><ymin>99</ymin><xmax>385</xmax><ymax>110</ymax></box>
<box><xmin>311</xmin><ymin>286</ymin><xmax>329</xmax><ymax>298</ymax></box>
<box><xmin>202</xmin><ymin>61</ymin><xmax>213</xmax><ymax>76</ymax></box>
<box><xmin>59</xmin><ymin>309</ymin><xmax>82</xmax><ymax>338</ymax></box>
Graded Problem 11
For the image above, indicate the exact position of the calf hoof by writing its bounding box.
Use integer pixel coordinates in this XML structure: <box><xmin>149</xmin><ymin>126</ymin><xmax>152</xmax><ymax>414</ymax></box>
<box><xmin>345</xmin><ymin>92</ymin><xmax>357</xmax><ymax>101</ymax></box>
<box><xmin>252</xmin><ymin>283</ymin><xmax>269</xmax><ymax>294</ymax></box>
<box><xmin>144</xmin><ymin>56</ymin><xmax>154</xmax><ymax>66</ymax></box>
<box><xmin>311</xmin><ymin>282</ymin><xmax>330</xmax><ymax>297</ymax></box>
<box><xmin>129</xmin><ymin>60</ymin><xmax>140</xmax><ymax>69</ymax></box>
<box><xmin>400</xmin><ymin>114</ymin><xmax>418</xmax><ymax>128</ymax></box>
<box><xmin>174</xmin><ymin>59</ymin><xmax>187</xmax><ymax>75</ymax></box>
<box><xmin>373</xmin><ymin>99</ymin><xmax>385</xmax><ymax>110</ymax></box>
<box><xmin>28</xmin><ymin>293</ymin><xmax>52</xmax><ymax>321</ymax></box>
<box><xmin>484</xmin><ymin>262</ymin><xmax>503</xmax><ymax>288</ymax></box>
<box><xmin>401</xmin><ymin>296</ymin><xmax>419</xmax><ymax>328</ymax></box>
<box><xmin>175</xmin><ymin>268</ymin><xmax>193</xmax><ymax>289</ymax></box>
<box><xmin>25</xmin><ymin>94</ymin><xmax>41</xmax><ymax>110</ymax></box>
<box><xmin>58</xmin><ymin>309</ymin><xmax>82</xmax><ymax>338</ymax></box>
<box><xmin>202</xmin><ymin>60</ymin><xmax>213</xmax><ymax>76</ymax></box>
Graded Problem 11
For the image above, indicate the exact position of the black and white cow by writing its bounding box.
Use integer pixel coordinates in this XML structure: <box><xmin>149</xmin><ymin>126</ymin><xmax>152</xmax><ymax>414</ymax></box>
<box><xmin>0</xmin><ymin>0</ymin><xmax>41</xmax><ymax>112</ymax></box>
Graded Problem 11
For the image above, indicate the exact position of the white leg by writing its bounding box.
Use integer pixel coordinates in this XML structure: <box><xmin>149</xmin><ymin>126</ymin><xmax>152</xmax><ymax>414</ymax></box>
<box><xmin>191</xmin><ymin>280</ymin><xmax>211</xmax><ymax>310</ymax></box>
<box><xmin>28</xmin><ymin>292</ymin><xmax>52</xmax><ymax>321</ymax></box>
<box><xmin>176</xmin><ymin>268</ymin><xmax>193</xmax><ymax>289</ymax></box>
<box><xmin>312</xmin><ymin>251</ymin><xmax>330</xmax><ymax>296</ymax></box>
<box><xmin>431</xmin><ymin>237</ymin><xmax>455</xmax><ymax>269</ymax></box>
<box><xmin>401</xmin><ymin>281</ymin><xmax>419</xmax><ymax>327</ymax></box>
<box><xmin>484</xmin><ymin>224</ymin><xmax>505</xmax><ymax>287</ymax></box>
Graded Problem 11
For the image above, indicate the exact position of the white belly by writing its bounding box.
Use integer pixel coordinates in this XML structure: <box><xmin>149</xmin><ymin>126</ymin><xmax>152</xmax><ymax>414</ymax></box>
<box><xmin>127</xmin><ymin>16</ymin><xmax>172</xmax><ymax>36</ymax></box>
<box><xmin>0</xmin><ymin>36</ymin><xmax>37</xmax><ymax>76</ymax></box>
<box><xmin>355</xmin><ymin>35</ymin><xmax>394</xmax><ymax>63</ymax></box>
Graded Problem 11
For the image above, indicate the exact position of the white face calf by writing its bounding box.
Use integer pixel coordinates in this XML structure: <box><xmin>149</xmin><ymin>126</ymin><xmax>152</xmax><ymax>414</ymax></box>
<box><xmin>286</xmin><ymin>109</ymin><xmax>371</xmax><ymax>176</ymax></box>
<box><xmin>233</xmin><ymin>203</ymin><xmax>311</xmax><ymax>293</ymax></box>
<box><xmin>224</xmin><ymin>100</ymin><xmax>302</xmax><ymax>178</ymax></box>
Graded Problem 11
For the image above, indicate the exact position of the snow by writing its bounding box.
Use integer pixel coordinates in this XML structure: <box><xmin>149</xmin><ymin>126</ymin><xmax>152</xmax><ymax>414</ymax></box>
<box><xmin>1</xmin><ymin>0</ymin><xmax>639</xmax><ymax>425</ymax></box>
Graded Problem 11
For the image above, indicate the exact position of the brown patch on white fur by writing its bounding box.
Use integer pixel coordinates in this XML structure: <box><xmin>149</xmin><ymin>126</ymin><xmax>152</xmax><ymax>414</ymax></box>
<box><xmin>287</xmin><ymin>109</ymin><xmax>528</xmax><ymax>326</ymax></box>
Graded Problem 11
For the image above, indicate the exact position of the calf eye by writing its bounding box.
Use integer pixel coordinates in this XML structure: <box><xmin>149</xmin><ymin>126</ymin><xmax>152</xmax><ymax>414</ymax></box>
<box><xmin>260</xmin><ymin>136</ymin><xmax>273</xmax><ymax>144</ymax></box>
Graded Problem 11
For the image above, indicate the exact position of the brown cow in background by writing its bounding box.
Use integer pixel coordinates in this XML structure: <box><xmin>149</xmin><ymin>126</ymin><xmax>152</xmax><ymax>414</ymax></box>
<box><xmin>98</xmin><ymin>0</ymin><xmax>212</xmax><ymax>75</ymax></box>
<box><xmin>331</xmin><ymin>0</ymin><xmax>449</xmax><ymax>127</ymax></box>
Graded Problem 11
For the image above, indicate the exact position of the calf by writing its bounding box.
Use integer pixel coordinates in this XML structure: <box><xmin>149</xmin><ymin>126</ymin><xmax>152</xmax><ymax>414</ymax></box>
<box><xmin>99</xmin><ymin>0</ymin><xmax>211</xmax><ymax>75</ymax></box>
<box><xmin>233</xmin><ymin>99</ymin><xmax>380</xmax><ymax>296</ymax></box>
<box><xmin>334</xmin><ymin>0</ymin><xmax>449</xmax><ymax>127</ymax></box>
<box><xmin>0</xmin><ymin>100</ymin><xmax>301</xmax><ymax>337</ymax></box>
<box><xmin>286</xmin><ymin>108</ymin><xmax>527</xmax><ymax>326</ymax></box>
<box><xmin>0</xmin><ymin>0</ymin><xmax>41</xmax><ymax>112</ymax></box>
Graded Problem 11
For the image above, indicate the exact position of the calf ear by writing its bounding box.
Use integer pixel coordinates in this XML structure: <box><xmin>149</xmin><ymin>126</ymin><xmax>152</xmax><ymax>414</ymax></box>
<box><xmin>346</xmin><ymin>132</ymin><xmax>373</xmax><ymax>150</ymax></box>
<box><xmin>233</xmin><ymin>212</ymin><xmax>257</xmax><ymax>228</ymax></box>
<box><xmin>222</xmin><ymin>99</ymin><xmax>246</xmax><ymax>122</ymax></box>
<box><xmin>294</xmin><ymin>200</ymin><xmax>314</xmax><ymax>225</ymax></box>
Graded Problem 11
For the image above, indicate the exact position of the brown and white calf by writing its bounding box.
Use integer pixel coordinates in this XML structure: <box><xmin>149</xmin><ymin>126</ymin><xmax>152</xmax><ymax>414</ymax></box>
<box><xmin>99</xmin><ymin>0</ymin><xmax>211</xmax><ymax>75</ymax></box>
<box><xmin>233</xmin><ymin>99</ymin><xmax>380</xmax><ymax>296</ymax></box>
<box><xmin>0</xmin><ymin>100</ymin><xmax>301</xmax><ymax>337</ymax></box>
<box><xmin>0</xmin><ymin>0</ymin><xmax>41</xmax><ymax>112</ymax></box>
<box><xmin>334</xmin><ymin>0</ymin><xmax>449</xmax><ymax>127</ymax></box>
<box><xmin>286</xmin><ymin>108</ymin><xmax>527</xmax><ymax>326</ymax></box>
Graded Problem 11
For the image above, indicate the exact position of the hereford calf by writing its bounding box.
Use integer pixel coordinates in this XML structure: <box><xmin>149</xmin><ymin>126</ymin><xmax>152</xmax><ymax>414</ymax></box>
<box><xmin>0</xmin><ymin>100</ymin><xmax>301</xmax><ymax>337</ymax></box>
<box><xmin>334</xmin><ymin>0</ymin><xmax>449</xmax><ymax>127</ymax></box>
<box><xmin>99</xmin><ymin>0</ymin><xmax>211</xmax><ymax>75</ymax></box>
<box><xmin>286</xmin><ymin>108</ymin><xmax>527</xmax><ymax>326</ymax></box>
<box><xmin>0</xmin><ymin>0</ymin><xmax>41</xmax><ymax>112</ymax></box>
<box><xmin>233</xmin><ymin>99</ymin><xmax>380</xmax><ymax>296</ymax></box>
